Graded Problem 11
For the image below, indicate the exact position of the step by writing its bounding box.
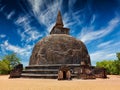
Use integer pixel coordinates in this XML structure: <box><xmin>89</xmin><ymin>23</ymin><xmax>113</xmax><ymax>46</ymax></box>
<box><xmin>22</xmin><ymin>69</ymin><xmax>58</xmax><ymax>74</ymax></box>
<box><xmin>23</xmin><ymin>69</ymin><xmax>58</xmax><ymax>72</ymax></box>
<box><xmin>25</xmin><ymin>66</ymin><xmax>59</xmax><ymax>69</ymax></box>
<box><xmin>28</xmin><ymin>64</ymin><xmax>80</xmax><ymax>67</ymax></box>
<box><xmin>21</xmin><ymin>73</ymin><xmax>58</xmax><ymax>79</ymax></box>
<box><xmin>21</xmin><ymin>64</ymin><xmax>80</xmax><ymax>79</ymax></box>
<box><xmin>21</xmin><ymin>73</ymin><xmax>58</xmax><ymax>76</ymax></box>
<box><xmin>21</xmin><ymin>73</ymin><xmax>77</xmax><ymax>77</ymax></box>
<box><xmin>21</xmin><ymin>73</ymin><xmax>77</xmax><ymax>79</ymax></box>
<box><xmin>25</xmin><ymin>64</ymin><xmax>80</xmax><ymax>69</ymax></box>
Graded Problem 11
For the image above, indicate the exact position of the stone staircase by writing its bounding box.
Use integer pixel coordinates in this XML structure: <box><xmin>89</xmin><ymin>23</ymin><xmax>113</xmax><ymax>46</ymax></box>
<box><xmin>21</xmin><ymin>64</ymin><xmax>80</xmax><ymax>79</ymax></box>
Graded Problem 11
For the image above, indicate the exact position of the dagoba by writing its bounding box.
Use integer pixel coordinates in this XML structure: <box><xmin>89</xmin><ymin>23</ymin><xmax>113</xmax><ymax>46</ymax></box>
<box><xmin>20</xmin><ymin>11</ymin><xmax>107</xmax><ymax>79</ymax></box>
<box><xmin>29</xmin><ymin>11</ymin><xmax>91</xmax><ymax>66</ymax></box>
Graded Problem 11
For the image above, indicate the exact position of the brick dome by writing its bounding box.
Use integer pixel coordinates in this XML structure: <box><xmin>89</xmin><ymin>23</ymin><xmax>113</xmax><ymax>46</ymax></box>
<box><xmin>29</xmin><ymin>34</ymin><xmax>91</xmax><ymax>65</ymax></box>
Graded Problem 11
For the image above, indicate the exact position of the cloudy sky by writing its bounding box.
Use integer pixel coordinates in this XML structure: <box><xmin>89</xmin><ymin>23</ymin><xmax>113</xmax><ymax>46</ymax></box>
<box><xmin>0</xmin><ymin>0</ymin><xmax>120</xmax><ymax>66</ymax></box>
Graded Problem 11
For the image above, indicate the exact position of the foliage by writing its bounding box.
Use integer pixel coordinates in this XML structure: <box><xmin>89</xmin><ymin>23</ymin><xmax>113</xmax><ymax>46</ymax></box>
<box><xmin>0</xmin><ymin>53</ymin><xmax>21</xmax><ymax>74</ymax></box>
<box><xmin>2</xmin><ymin>53</ymin><xmax>21</xmax><ymax>69</ymax></box>
<box><xmin>96</xmin><ymin>52</ymin><xmax>120</xmax><ymax>75</ymax></box>
<box><xmin>117</xmin><ymin>52</ymin><xmax>120</xmax><ymax>60</ymax></box>
<box><xmin>0</xmin><ymin>59</ymin><xmax>11</xmax><ymax>74</ymax></box>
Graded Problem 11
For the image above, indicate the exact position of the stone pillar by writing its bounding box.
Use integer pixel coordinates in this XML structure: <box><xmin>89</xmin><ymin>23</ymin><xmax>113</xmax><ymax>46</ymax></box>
<box><xmin>66</xmin><ymin>71</ymin><xmax>71</xmax><ymax>80</ymax></box>
<box><xmin>58</xmin><ymin>70</ymin><xmax>63</xmax><ymax>80</ymax></box>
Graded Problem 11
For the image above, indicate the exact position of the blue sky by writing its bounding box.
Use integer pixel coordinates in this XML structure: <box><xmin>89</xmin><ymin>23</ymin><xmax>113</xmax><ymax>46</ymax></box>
<box><xmin>0</xmin><ymin>0</ymin><xmax>120</xmax><ymax>66</ymax></box>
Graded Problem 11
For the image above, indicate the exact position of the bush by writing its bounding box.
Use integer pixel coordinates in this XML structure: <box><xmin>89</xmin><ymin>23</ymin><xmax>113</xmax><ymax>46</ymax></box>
<box><xmin>96</xmin><ymin>53</ymin><xmax>120</xmax><ymax>75</ymax></box>
<box><xmin>0</xmin><ymin>53</ymin><xmax>21</xmax><ymax>75</ymax></box>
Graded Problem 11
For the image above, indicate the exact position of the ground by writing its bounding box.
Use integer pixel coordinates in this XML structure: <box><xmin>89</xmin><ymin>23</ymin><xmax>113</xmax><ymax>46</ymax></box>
<box><xmin>0</xmin><ymin>75</ymin><xmax>120</xmax><ymax>90</ymax></box>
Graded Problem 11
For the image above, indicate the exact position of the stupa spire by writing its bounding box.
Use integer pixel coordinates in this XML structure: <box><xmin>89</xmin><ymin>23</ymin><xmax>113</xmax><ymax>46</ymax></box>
<box><xmin>55</xmin><ymin>11</ymin><xmax>64</xmax><ymax>27</ymax></box>
<box><xmin>50</xmin><ymin>11</ymin><xmax>69</xmax><ymax>35</ymax></box>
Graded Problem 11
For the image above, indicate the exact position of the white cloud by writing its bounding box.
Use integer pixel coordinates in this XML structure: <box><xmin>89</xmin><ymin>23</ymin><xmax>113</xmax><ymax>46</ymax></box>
<box><xmin>0</xmin><ymin>34</ymin><xmax>6</xmax><ymax>38</ymax></box>
<box><xmin>97</xmin><ymin>41</ymin><xmax>113</xmax><ymax>48</ymax></box>
<box><xmin>7</xmin><ymin>11</ymin><xmax>15</xmax><ymax>20</ymax></box>
<box><xmin>68</xmin><ymin>0</ymin><xmax>77</xmax><ymax>10</ymax></box>
<box><xmin>90</xmin><ymin>14</ymin><xmax>96</xmax><ymax>24</ymax></box>
<box><xmin>26</xmin><ymin>30</ymin><xmax>43</xmax><ymax>42</ymax></box>
<box><xmin>15</xmin><ymin>15</ymin><xmax>43</xmax><ymax>43</ymax></box>
<box><xmin>90</xmin><ymin>51</ymin><xmax>116</xmax><ymax>65</ymax></box>
<box><xmin>19</xmin><ymin>28</ymin><xmax>43</xmax><ymax>43</ymax></box>
<box><xmin>97</xmin><ymin>40</ymin><xmax>120</xmax><ymax>51</ymax></box>
<box><xmin>0</xmin><ymin>40</ymin><xmax>35</xmax><ymax>66</ymax></box>
<box><xmin>27</xmin><ymin>0</ymin><xmax>88</xmax><ymax>34</ymax></box>
<box><xmin>15</xmin><ymin>16</ymin><xmax>29</xmax><ymax>25</ymax></box>
<box><xmin>63</xmin><ymin>13</ymin><xmax>76</xmax><ymax>27</ymax></box>
<box><xmin>90</xmin><ymin>41</ymin><xmax>120</xmax><ymax>65</ymax></box>
<box><xmin>0</xmin><ymin>40</ymin><xmax>33</xmax><ymax>56</ymax></box>
<box><xmin>28</xmin><ymin>0</ymin><xmax>63</xmax><ymax>33</ymax></box>
<box><xmin>0</xmin><ymin>5</ymin><xmax>15</xmax><ymax>20</ymax></box>
<box><xmin>46</xmin><ymin>23</ymin><xmax>54</xmax><ymax>33</ymax></box>
<box><xmin>28</xmin><ymin>0</ymin><xmax>43</xmax><ymax>14</ymax></box>
<box><xmin>0</xmin><ymin>5</ymin><xmax>6</xmax><ymax>12</ymax></box>
<box><xmin>78</xmin><ymin>17</ymin><xmax>120</xmax><ymax>43</ymax></box>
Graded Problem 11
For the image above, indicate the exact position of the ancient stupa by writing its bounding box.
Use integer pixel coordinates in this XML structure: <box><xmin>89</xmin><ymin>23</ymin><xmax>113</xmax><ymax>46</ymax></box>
<box><xmin>20</xmin><ymin>11</ymin><xmax>106</xmax><ymax>79</ymax></box>
<box><xmin>29</xmin><ymin>11</ymin><xmax>91</xmax><ymax>66</ymax></box>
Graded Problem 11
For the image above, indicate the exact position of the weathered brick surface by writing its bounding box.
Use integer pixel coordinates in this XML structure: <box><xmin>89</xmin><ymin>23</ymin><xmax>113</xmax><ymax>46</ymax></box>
<box><xmin>29</xmin><ymin>34</ymin><xmax>91</xmax><ymax>65</ymax></box>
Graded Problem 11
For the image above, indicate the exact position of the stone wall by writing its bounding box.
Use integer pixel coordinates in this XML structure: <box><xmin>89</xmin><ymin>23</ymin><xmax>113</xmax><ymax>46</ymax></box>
<box><xmin>9</xmin><ymin>64</ymin><xmax>23</xmax><ymax>78</ymax></box>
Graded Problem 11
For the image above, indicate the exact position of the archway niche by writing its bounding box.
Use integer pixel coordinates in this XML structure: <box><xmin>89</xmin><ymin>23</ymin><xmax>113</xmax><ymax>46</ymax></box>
<box><xmin>58</xmin><ymin>65</ymin><xmax>71</xmax><ymax>80</ymax></box>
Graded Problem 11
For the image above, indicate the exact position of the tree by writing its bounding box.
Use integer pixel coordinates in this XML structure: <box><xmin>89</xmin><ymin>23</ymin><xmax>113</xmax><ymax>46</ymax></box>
<box><xmin>96</xmin><ymin>52</ymin><xmax>120</xmax><ymax>75</ymax></box>
<box><xmin>96</xmin><ymin>60</ymin><xmax>114</xmax><ymax>74</ymax></box>
<box><xmin>117</xmin><ymin>52</ymin><xmax>120</xmax><ymax>60</ymax></box>
<box><xmin>0</xmin><ymin>53</ymin><xmax>21</xmax><ymax>74</ymax></box>
<box><xmin>113</xmin><ymin>60</ymin><xmax>120</xmax><ymax>74</ymax></box>
<box><xmin>0</xmin><ymin>59</ymin><xmax>11</xmax><ymax>74</ymax></box>
<box><xmin>2</xmin><ymin>53</ymin><xmax>21</xmax><ymax>69</ymax></box>
<box><xmin>115</xmin><ymin>52</ymin><xmax>120</xmax><ymax>74</ymax></box>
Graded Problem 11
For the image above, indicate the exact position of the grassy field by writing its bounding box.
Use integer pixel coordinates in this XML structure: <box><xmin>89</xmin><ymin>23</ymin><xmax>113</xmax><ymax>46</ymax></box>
<box><xmin>0</xmin><ymin>75</ymin><xmax>120</xmax><ymax>90</ymax></box>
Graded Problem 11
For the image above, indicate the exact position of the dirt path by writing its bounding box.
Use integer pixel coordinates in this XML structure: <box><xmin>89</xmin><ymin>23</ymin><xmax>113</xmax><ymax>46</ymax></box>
<box><xmin>0</xmin><ymin>75</ymin><xmax>120</xmax><ymax>90</ymax></box>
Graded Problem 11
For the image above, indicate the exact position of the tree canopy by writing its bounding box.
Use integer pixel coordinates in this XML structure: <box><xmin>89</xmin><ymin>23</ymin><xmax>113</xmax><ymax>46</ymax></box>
<box><xmin>117</xmin><ymin>52</ymin><xmax>120</xmax><ymax>60</ymax></box>
<box><xmin>0</xmin><ymin>53</ymin><xmax>21</xmax><ymax>74</ymax></box>
<box><xmin>96</xmin><ymin>52</ymin><xmax>120</xmax><ymax>75</ymax></box>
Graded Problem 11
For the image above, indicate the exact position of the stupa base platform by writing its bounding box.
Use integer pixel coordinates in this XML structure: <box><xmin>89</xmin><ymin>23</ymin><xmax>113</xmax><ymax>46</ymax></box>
<box><xmin>21</xmin><ymin>64</ymin><xmax>80</xmax><ymax>79</ymax></box>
